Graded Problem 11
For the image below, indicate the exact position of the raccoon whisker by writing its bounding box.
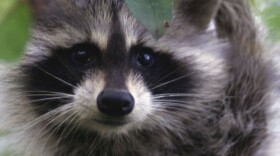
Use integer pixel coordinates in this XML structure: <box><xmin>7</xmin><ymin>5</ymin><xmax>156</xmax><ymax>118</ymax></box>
<box><xmin>54</xmin><ymin>111</ymin><xmax>80</xmax><ymax>149</ymax></box>
<box><xmin>145</xmin><ymin>113</ymin><xmax>167</xmax><ymax>126</ymax></box>
<box><xmin>164</xmin><ymin>107</ymin><xmax>215</xmax><ymax>117</ymax></box>
<box><xmin>89</xmin><ymin>129</ymin><xmax>111</xmax><ymax>155</ymax></box>
<box><xmin>155</xmin><ymin>97</ymin><xmax>232</xmax><ymax>106</ymax></box>
<box><xmin>40</xmin><ymin>111</ymin><xmax>78</xmax><ymax>154</ymax></box>
<box><xmin>25</xmin><ymin>90</ymin><xmax>73</xmax><ymax>94</ymax></box>
<box><xmin>79</xmin><ymin>103</ymin><xmax>96</xmax><ymax>112</ymax></box>
<box><xmin>47</xmin><ymin>107</ymin><xmax>76</xmax><ymax>132</ymax></box>
<box><xmin>24</xmin><ymin>91</ymin><xmax>74</xmax><ymax>100</ymax></box>
<box><xmin>25</xmin><ymin>91</ymin><xmax>74</xmax><ymax>97</ymax></box>
<box><xmin>148</xmin><ymin>52</ymin><xmax>223</xmax><ymax>91</ymax></box>
<box><xmin>30</xmin><ymin>63</ymin><xmax>78</xmax><ymax>89</ymax></box>
<box><xmin>89</xmin><ymin>134</ymin><xmax>106</xmax><ymax>155</ymax></box>
<box><xmin>111</xmin><ymin>140</ymin><xmax>120</xmax><ymax>156</ymax></box>
<box><xmin>151</xmin><ymin>108</ymin><xmax>210</xmax><ymax>131</ymax></box>
<box><xmin>152</xmin><ymin>98</ymin><xmax>194</xmax><ymax>104</ymax></box>
<box><xmin>152</xmin><ymin>100</ymin><xmax>187</xmax><ymax>105</ymax></box>
<box><xmin>152</xmin><ymin>103</ymin><xmax>218</xmax><ymax>117</ymax></box>
<box><xmin>66</xmin><ymin>126</ymin><xmax>80</xmax><ymax>148</ymax></box>
<box><xmin>147</xmin><ymin>112</ymin><xmax>185</xmax><ymax>132</ymax></box>
<box><xmin>26</xmin><ymin>94</ymin><xmax>73</xmax><ymax>98</ymax></box>
<box><xmin>153</xmin><ymin>93</ymin><xmax>232</xmax><ymax>99</ymax></box>
<box><xmin>55</xmin><ymin>54</ymin><xmax>81</xmax><ymax>81</ymax></box>
<box><xmin>60</xmin><ymin>113</ymin><xmax>80</xmax><ymax>143</ymax></box>
<box><xmin>19</xmin><ymin>107</ymin><xmax>74</xmax><ymax>154</ymax></box>
<box><xmin>28</xmin><ymin>106</ymin><xmax>75</xmax><ymax>152</ymax></box>
<box><xmin>150</xmin><ymin>73</ymin><xmax>195</xmax><ymax>91</ymax></box>
<box><xmin>154</xmin><ymin>100</ymin><xmax>191</xmax><ymax>107</ymax></box>
<box><xmin>149</xmin><ymin>65</ymin><xmax>188</xmax><ymax>85</ymax></box>
<box><xmin>88</xmin><ymin>138</ymin><xmax>99</xmax><ymax>156</ymax></box>
<box><xmin>153</xmin><ymin>99</ymin><xmax>203</xmax><ymax>105</ymax></box>
<box><xmin>147</xmin><ymin>108</ymin><xmax>184</xmax><ymax>129</ymax></box>
<box><xmin>152</xmin><ymin>99</ymin><xmax>220</xmax><ymax>109</ymax></box>
<box><xmin>152</xmin><ymin>106</ymin><xmax>203</xmax><ymax>117</ymax></box>
<box><xmin>19</xmin><ymin>105</ymin><xmax>73</xmax><ymax>135</ymax></box>
<box><xmin>153</xmin><ymin>93</ymin><xmax>203</xmax><ymax>98</ymax></box>
<box><xmin>25</xmin><ymin>97</ymin><xmax>71</xmax><ymax>104</ymax></box>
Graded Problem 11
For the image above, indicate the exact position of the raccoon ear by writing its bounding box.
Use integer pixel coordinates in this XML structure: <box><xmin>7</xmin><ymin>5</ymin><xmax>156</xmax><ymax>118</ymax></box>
<box><xmin>163</xmin><ymin>0</ymin><xmax>222</xmax><ymax>38</ymax></box>
<box><xmin>215</xmin><ymin>0</ymin><xmax>258</xmax><ymax>55</ymax></box>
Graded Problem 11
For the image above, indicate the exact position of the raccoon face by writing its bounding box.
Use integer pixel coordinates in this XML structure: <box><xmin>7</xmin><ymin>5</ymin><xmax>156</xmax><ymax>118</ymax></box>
<box><xmin>19</xmin><ymin>0</ymin><xmax>227</xmax><ymax>137</ymax></box>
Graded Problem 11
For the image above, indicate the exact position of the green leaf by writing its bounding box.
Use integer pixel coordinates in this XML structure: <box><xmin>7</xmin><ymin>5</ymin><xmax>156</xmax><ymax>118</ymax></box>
<box><xmin>260</xmin><ymin>1</ymin><xmax>280</xmax><ymax>40</ymax></box>
<box><xmin>0</xmin><ymin>0</ymin><xmax>18</xmax><ymax>24</ymax></box>
<box><xmin>125</xmin><ymin>0</ymin><xmax>173</xmax><ymax>38</ymax></box>
<box><xmin>0</xmin><ymin>1</ymin><xmax>32</xmax><ymax>62</ymax></box>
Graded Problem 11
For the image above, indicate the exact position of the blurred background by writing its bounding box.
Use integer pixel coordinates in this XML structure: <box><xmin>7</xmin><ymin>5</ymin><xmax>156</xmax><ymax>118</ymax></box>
<box><xmin>0</xmin><ymin>0</ymin><xmax>31</xmax><ymax>62</ymax></box>
<box><xmin>0</xmin><ymin>0</ymin><xmax>279</xmax><ymax>155</ymax></box>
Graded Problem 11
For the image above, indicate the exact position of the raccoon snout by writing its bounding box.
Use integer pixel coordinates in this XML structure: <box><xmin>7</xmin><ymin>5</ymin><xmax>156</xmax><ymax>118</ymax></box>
<box><xmin>97</xmin><ymin>90</ymin><xmax>135</xmax><ymax>117</ymax></box>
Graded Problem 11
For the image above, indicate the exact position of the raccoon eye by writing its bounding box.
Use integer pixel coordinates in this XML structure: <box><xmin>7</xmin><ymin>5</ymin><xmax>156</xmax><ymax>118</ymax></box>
<box><xmin>72</xmin><ymin>50</ymin><xmax>92</xmax><ymax>64</ymax></box>
<box><xmin>137</xmin><ymin>51</ymin><xmax>154</xmax><ymax>67</ymax></box>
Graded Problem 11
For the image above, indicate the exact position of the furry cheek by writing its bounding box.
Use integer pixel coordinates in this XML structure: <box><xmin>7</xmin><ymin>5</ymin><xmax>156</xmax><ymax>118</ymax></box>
<box><xmin>125</xmin><ymin>73</ymin><xmax>153</xmax><ymax>126</ymax></box>
<box><xmin>73</xmin><ymin>72</ymin><xmax>106</xmax><ymax>121</ymax></box>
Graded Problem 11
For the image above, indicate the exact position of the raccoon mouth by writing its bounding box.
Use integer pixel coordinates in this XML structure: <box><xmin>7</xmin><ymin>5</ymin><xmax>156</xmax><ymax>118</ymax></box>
<box><xmin>94</xmin><ymin>118</ymin><xmax>128</xmax><ymax>127</ymax></box>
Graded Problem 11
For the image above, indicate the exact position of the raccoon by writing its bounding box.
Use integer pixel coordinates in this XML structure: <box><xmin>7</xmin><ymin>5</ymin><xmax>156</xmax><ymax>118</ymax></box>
<box><xmin>0</xmin><ymin>0</ymin><xmax>277</xmax><ymax>155</ymax></box>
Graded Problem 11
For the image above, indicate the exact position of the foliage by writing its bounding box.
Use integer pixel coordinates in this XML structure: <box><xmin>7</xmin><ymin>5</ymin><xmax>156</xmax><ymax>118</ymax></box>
<box><xmin>259</xmin><ymin>0</ymin><xmax>280</xmax><ymax>40</ymax></box>
<box><xmin>125</xmin><ymin>0</ymin><xmax>172</xmax><ymax>38</ymax></box>
<box><xmin>0</xmin><ymin>0</ymin><xmax>31</xmax><ymax>61</ymax></box>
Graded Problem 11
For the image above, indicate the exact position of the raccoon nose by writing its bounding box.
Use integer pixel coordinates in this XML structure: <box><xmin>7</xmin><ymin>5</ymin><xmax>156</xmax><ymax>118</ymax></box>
<box><xmin>97</xmin><ymin>90</ymin><xmax>135</xmax><ymax>117</ymax></box>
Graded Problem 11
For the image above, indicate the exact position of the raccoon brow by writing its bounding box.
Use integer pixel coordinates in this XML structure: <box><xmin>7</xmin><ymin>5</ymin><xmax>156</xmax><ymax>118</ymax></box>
<box><xmin>63</xmin><ymin>42</ymin><xmax>101</xmax><ymax>53</ymax></box>
<box><xmin>49</xmin><ymin>42</ymin><xmax>101</xmax><ymax>59</ymax></box>
<box><xmin>129</xmin><ymin>44</ymin><xmax>155</xmax><ymax>53</ymax></box>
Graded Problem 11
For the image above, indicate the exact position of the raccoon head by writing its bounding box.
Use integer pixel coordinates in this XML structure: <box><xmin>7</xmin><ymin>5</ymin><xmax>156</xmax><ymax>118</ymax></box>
<box><xmin>18</xmin><ymin>0</ymin><xmax>228</xmax><ymax>138</ymax></box>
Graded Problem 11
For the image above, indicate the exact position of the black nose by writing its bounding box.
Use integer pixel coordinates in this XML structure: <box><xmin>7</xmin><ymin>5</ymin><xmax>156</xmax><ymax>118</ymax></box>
<box><xmin>97</xmin><ymin>90</ymin><xmax>135</xmax><ymax>117</ymax></box>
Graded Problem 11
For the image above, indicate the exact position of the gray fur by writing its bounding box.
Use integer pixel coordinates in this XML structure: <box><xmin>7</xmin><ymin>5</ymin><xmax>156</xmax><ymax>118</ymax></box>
<box><xmin>0</xmin><ymin>0</ymin><xmax>276</xmax><ymax>156</ymax></box>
